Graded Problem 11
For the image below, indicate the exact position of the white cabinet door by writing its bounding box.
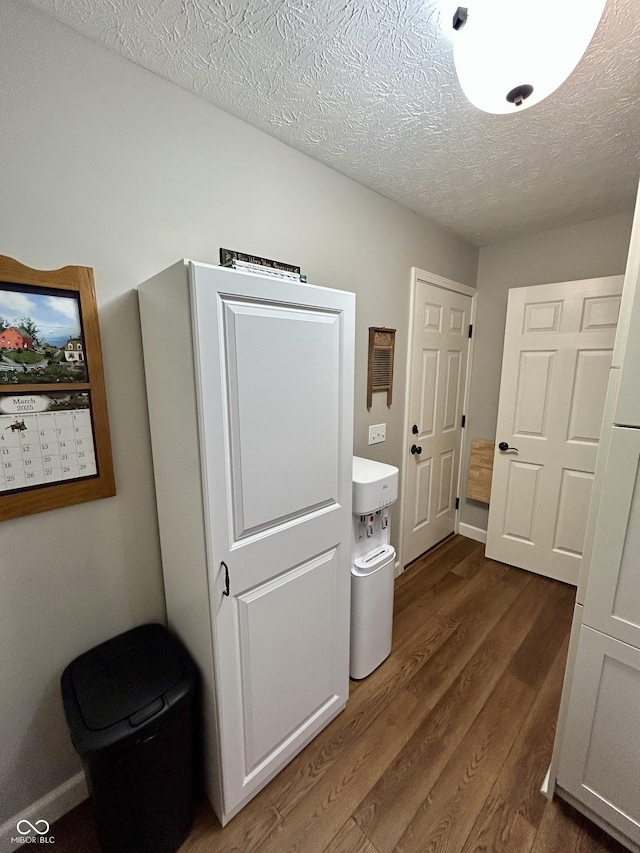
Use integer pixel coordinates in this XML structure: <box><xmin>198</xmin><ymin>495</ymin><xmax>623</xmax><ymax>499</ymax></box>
<box><xmin>557</xmin><ymin>626</ymin><xmax>640</xmax><ymax>846</ymax></box>
<box><xmin>613</xmin><ymin>182</ymin><xmax>640</xmax><ymax>424</ymax></box>
<box><xmin>486</xmin><ymin>277</ymin><xmax>623</xmax><ymax>585</ymax></box>
<box><xmin>191</xmin><ymin>264</ymin><xmax>355</xmax><ymax>820</ymax></box>
<box><xmin>582</xmin><ymin>427</ymin><xmax>640</xmax><ymax>649</ymax></box>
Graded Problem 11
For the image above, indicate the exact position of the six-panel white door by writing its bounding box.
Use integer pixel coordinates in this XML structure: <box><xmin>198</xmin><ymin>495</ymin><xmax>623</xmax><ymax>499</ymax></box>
<box><xmin>191</xmin><ymin>266</ymin><xmax>355</xmax><ymax>820</ymax></box>
<box><xmin>486</xmin><ymin>277</ymin><xmax>623</xmax><ymax>585</ymax></box>
<box><xmin>403</xmin><ymin>278</ymin><xmax>472</xmax><ymax>566</ymax></box>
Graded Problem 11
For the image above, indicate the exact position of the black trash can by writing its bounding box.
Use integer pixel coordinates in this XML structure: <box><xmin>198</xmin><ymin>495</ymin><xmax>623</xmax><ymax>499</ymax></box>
<box><xmin>61</xmin><ymin>623</ymin><xmax>198</xmax><ymax>853</ymax></box>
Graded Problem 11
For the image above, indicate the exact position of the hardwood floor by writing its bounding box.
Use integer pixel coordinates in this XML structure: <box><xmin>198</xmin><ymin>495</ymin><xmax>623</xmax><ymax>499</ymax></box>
<box><xmin>51</xmin><ymin>536</ymin><xmax>627</xmax><ymax>853</ymax></box>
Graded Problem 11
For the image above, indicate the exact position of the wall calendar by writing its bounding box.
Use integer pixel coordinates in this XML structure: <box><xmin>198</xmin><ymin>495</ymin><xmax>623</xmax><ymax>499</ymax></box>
<box><xmin>0</xmin><ymin>256</ymin><xmax>115</xmax><ymax>520</ymax></box>
<box><xmin>0</xmin><ymin>392</ymin><xmax>97</xmax><ymax>491</ymax></box>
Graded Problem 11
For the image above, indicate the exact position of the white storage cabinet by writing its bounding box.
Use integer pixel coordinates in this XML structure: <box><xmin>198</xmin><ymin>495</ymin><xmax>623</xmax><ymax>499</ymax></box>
<box><xmin>139</xmin><ymin>261</ymin><xmax>355</xmax><ymax>826</ymax></box>
<box><xmin>553</xmin><ymin>183</ymin><xmax>640</xmax><ymax>852</ymax></box>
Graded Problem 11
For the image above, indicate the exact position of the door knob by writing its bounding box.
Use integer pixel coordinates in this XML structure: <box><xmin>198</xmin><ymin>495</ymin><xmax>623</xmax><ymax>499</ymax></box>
<box><xmin>411</xmin><ymin>445</ymin><xmax>422</xmax><ymax>455</ymax></box>
<box><xmin>498</xmin><ymin>442</ymin><xmax>519</xmax><ymax>452</ymax></box>
<box><xmin>412</xmin><ymin>424</ymin><xmax>419</xmax><ymax>435</ymax></box>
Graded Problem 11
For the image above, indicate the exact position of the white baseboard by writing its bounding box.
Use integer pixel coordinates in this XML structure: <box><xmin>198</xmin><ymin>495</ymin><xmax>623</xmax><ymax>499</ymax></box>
<box><xmin>0</xmin><ymin>771</ymin><xmax>88</xmax><ymax>851</ymax></box>
<box><xmin>540</xmin><ymin>766</ymin><xmax>553</xmax><ymax>799</ymax></box>
<box><xmin>458</xmin><ymin>522</ymin><xmax>487</xmax><ymax>544</ymax></box>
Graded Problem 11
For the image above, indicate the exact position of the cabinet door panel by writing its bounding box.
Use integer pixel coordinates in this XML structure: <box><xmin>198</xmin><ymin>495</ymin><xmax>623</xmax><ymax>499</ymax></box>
<box><xmin>583</xmin><ymin>427</ymin><xmax>640</xmax><ymax>648</ymax></box>
<box><xmin>614</xmin><ymin>223</ymin><xmax>640</xmax><ymax>425</ymax></box>
<box><xmin>558</xmin><ymin>626</ymin><xmax>640</xmax><ymax>846</ymax></box>
<box><xmin>191</xmin><ymin>264</ymin><xmax>355</xmax><ymax>822</ymax></box>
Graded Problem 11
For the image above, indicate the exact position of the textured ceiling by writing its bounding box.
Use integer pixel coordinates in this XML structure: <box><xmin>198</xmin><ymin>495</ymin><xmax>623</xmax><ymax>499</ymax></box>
<box><xmin>25</xmin><ymin>0</ymin><xmax>640</xmax><ymax>245</ymax></box>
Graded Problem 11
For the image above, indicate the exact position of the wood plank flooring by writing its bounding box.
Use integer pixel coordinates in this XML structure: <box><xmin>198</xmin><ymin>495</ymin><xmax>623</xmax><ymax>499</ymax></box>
<box><xmin>51</xmin><ymin>536</ymin><xmax>627</xmax><ymax>853</ymax></box>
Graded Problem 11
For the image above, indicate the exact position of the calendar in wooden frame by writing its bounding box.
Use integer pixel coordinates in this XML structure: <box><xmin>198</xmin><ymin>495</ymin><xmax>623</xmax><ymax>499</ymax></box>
<box><xmin>0</xmin><ymin>256</ymin><xmax>115</xmax><ymax>520</ymax></box>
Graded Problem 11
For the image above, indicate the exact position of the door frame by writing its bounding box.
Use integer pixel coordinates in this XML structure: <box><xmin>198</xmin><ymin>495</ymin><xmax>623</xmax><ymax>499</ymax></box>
<box><xmin>398</xmin><ymin>267</ymin><xmax>477</xmax><ymax>572</ymax></box>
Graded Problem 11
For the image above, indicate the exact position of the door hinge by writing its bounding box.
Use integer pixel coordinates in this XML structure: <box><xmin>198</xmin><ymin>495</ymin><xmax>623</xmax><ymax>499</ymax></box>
<box><xmin>461</xmin><ymin>414</ymin><xmax>466</xmax><ymax>428</ymax></box>
<box><xmin>455</xmin><ymin>497</ymin><xmax>460</xmax><ymax>510</ymax></box>
<box><xmin>468</xmin><ymin>324</ymin><xmax>473</xmax><ymax>338</ymax></box>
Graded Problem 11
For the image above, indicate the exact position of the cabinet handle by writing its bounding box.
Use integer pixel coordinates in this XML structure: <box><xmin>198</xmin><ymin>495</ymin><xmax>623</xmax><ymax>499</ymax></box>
<box><xmin>221</xmin><ymin>561</ymin><xmax>230</xmax><ymax>597</ymax></box>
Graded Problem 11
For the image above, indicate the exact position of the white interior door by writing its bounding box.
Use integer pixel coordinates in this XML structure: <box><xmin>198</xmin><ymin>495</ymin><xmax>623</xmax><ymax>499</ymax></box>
<box><xmin>192</xmin><ymin>266</ymin><xmax>355</xmax><ymax>820</ymax></box>
<box><xmin>486</xmin><ymin>277</ymin><xmax>623</xmax><ymax>585</ymax></box>
<box><xmin>403</xmin><ymin>274</ymin><xmax>472</xmax><ymax>566</ymax></box>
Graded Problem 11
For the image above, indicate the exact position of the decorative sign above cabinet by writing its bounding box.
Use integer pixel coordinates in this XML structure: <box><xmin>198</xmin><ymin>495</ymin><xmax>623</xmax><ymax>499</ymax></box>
<box><xmin>0</xmin><ymin>256</ymin><xmax>115</xmax><ymax>521</ymax></box>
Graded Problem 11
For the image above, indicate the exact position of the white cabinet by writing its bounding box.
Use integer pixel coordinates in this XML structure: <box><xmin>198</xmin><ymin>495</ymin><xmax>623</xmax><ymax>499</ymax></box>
<box><xmin>616</xmin><ymin>291</ymin><xmax>640</xmax><ymax>426</ymax></box>
<box><xmin>614</xmin><ymin>186</ymin><xmax>640</xmax><ymax>425</ymax></box>
<box><xmin>139</xmin><ymin>261</ymin><xmax>355</xmax><ymax>826</ymax></box>
<box><xmin>582</xmin><ymin>427</ymin><xmax>640</xmax><ymax>648</ymax></box>
<box><xmin>551</xmin><ymin>181</ymin><xmax>640</xmax><ymax>852</ymax></box>
<box><xmin>557</xmin><ymin>626</ymin><xmax>640</xmax><ymax>846</ymax></box>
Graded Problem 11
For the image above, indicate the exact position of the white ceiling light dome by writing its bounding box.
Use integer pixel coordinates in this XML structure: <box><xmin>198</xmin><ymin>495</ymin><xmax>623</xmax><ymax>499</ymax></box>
<box><xmin>451</xmin><ymin>0</ymin><xmax>608</xmax><ymax>114</ymax></box>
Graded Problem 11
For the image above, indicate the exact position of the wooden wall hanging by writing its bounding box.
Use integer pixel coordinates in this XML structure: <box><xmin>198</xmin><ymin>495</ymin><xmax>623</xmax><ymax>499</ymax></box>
<box><xmin>466</xmin><ymin>438</ymin><xmax>495</xmax><ymax>504</ymax></box>
<box><xmin>367</xmin><ymin>327</ymin><xmax>396</xmax><ymax>409</ymax></box>
<box><xmin>0</xmin><ymin>256</ymin><xmax>115</xmax><ymax>521</ymax></box>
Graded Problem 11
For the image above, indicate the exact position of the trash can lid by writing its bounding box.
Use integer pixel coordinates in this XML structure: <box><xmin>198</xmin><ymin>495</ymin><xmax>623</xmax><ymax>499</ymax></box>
<box><xmin>69</xmin><ymin>624</ymin><xmax>186</xmax><ymax>731</ymax></box>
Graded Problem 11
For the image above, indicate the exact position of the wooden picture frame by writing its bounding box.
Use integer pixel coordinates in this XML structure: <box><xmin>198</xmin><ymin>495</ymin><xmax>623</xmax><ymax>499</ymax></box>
<box><xmin>367</xmin><ymin>327</ymin><xmax>396</xmax><ymax>409</ymax></box>
<box><xmin>0</xmin><ymin>256</ymin><xmax>115</xmax><ymax>520</ymax></box>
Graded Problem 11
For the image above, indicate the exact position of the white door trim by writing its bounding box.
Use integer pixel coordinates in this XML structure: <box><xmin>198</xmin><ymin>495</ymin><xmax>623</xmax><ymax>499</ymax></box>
<box><xmin>398</xmin><ymin>267</ymin><xmax>476</xmax><ymax>571</ymax></box>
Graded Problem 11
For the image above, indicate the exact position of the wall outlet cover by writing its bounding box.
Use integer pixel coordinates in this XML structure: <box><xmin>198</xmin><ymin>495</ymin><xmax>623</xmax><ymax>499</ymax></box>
<box><xmin>368</xmin><ymin>423</ymin><xmax>386</xmax><ymax>445</ymax></box>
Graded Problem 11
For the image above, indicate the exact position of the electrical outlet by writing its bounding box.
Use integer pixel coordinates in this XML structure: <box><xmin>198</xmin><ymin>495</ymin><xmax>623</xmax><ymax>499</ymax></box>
<box><xmin>368</xmin><ymin>423</ymin><xmax>386</xmax><ymax>445</ymax></box>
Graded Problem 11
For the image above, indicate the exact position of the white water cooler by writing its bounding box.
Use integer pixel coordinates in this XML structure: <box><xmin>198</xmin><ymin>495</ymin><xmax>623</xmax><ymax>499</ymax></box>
<box><xmin>350</xmin><ymin>456</ymin><xmax>399</xmax><ymax>679</ymax></box>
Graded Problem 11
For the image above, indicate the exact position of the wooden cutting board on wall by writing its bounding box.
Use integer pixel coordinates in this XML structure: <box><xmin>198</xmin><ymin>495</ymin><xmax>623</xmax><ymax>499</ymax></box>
<box><xmin>466</xmin><ymin>439</ymin><xmax>495</xmax><ymax>504</ymax></box>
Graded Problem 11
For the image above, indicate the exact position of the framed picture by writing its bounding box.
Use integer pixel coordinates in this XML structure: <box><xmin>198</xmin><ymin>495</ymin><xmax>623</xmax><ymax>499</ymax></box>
<box><xmin>0</xmin><ymin>255</ymin><xmax>115</xmax><ymax>520</ymax></box>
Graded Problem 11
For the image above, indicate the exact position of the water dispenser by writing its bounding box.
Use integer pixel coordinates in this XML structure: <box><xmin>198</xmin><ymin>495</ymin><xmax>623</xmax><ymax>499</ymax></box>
<box><xmin>350</xmin><ymin>456</ymin><xmax>399</xmax><ymax>679</ymax></box>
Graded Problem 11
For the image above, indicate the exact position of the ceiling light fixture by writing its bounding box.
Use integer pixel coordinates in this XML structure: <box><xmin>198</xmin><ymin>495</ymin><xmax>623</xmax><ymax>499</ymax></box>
<box><xmin>449</xmin><ymin>0</ymin><xmax>607</xmax><ymax>114</ymax></box>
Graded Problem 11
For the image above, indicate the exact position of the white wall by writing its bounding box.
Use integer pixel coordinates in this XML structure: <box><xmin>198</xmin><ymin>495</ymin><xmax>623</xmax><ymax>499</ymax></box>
<box><xmin>461</xmin><ymin>212</ymin><xmax>634</xmax><ymax>531</ymax></box>
<box><xmin>0</xmin><ymin>0</ymin><xmax>478</xmax><ymax>828</ymax></box>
